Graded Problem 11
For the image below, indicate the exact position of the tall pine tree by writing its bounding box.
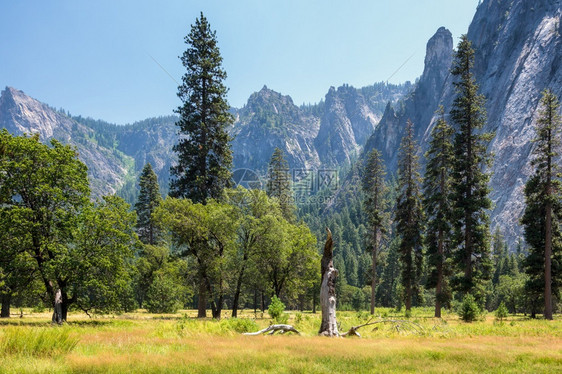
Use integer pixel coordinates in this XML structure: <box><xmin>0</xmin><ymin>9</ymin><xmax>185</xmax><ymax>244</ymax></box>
<box><xmin>522</xmin><ymin>89</ymin><xmax>562</xmax><ymax>320</ymax></box>
<box><xmin>423</xmin><ymin>108</ymin><xmax>454</xmax><ymax>317</ymax></box>
<box><xmin>449</xmin><ymin>35</ymin><xmax>493</xmax><ymax>305</ymax></box>
<box><xmin>170</xmin><ymin>12</ymin><xmax>233</xmax><ymax>203</ymax></box>
<box><xmin>396</xmin><ymin>120</ymin><xmax>424</xmax><ymax>311</ymax></box>
<box><xmin>135</xmin><ymin>163</ymin><xmax>162</xmax><ymax>245</ymax></box>
<box><xmin>266</xmin><ymin>147</ymin><xmax>296</xmax><ymax>223</ymax></box>
<box><xmin>362</xmin><ymin>149</ymin><xmax>389</xmax><ymax>314</ymax></box>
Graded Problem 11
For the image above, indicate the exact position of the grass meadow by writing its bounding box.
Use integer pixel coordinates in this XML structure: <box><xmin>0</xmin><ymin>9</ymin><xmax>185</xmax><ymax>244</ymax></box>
<box><xmin>0</xmin><ymin>308</ymin><xmax>560</xmax><ymax>373</ymax></box>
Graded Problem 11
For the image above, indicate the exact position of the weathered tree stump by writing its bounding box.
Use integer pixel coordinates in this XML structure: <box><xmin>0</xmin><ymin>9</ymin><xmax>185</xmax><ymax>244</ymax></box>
<box><xmin>319</xmin><ymin>228</ymin><xmax>339</xmax><ymax>337</ymax></box>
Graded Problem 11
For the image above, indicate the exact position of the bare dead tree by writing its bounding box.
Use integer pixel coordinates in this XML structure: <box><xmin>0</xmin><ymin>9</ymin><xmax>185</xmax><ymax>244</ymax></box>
<box><xmin>319</xmin><ymin>228</ymin><xmax>339</xmax><ymax>337</ymax></box>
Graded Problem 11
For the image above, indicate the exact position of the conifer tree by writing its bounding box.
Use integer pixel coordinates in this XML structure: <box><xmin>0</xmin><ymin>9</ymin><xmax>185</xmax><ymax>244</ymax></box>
<box><xmin>135</xmin><ymin>163</ymin><xmax>162</xmax><ymax>245</ymax></box>
<box><xmin>423</xmin><ymin>109</ymin><xmax>454</xmax><ymax>317</ymax></box>
<box><xmin>266</xmin><ymin>147</ymin><xmax>296</xmax><ymax>222</ymax></box>
<box><xmin>362</xmin><ymin>149</ymin><xmax>389</xmax><ymax>314</ymax></box>
<box><xmin>449</xmin><ymin>35</ymin><xmax>493</xmax><ymax>304</ymax></box>
<box><xmin>396</xmin><ymin>120</ymin><xmax>424</xmax><ymax>311</ymax></box>
<box><xmin>170</xmin><ymin>12</ymin><xmax>233</xmax><ymax>203</ymax></box>
<box><xmin>522</xmin><ymin>89</ymin><xmax>562</xmax><ymax>320</ymax></box>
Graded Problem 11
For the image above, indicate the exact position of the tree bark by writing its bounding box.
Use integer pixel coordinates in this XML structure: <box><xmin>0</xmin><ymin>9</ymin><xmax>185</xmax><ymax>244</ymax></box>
<box><xmin>319</xmin><ymin>228</ymin><xmax>339</xmax><ymax>337</ymax></box>
<box><xmin>52</xmin><ymin>288</ymin><xmax>63</xmax><ymax>324</ymax></box>
<box><xmin>435</xmin><ymin>229</ymin><xmax>443</xmax><ymax>318</ymax></box>
<box><xmin>1</xmin><ymin>293</ymin><xmax>11</xmax><ymax>318</ymax></box>
<box><xmin>197</xmin><ymin>280</ymin><xmax>207</xmax><ymax>318</ymax></box>
<box><xmin>370</xmin><ymin>228</ymin><xmax>378</xmax><ymax>315</ymax></box>
<box><xmin>545</xmin><ymin>200</ymin><xmax>553</xmax><ymax>320</ymax></box>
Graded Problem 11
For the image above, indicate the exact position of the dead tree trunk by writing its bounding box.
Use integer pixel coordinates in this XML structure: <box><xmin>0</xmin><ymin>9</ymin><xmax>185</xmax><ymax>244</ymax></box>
<box><xmin>52</xmin><ymin>288</ymin><xmax>63</xmax><ymax>324</ymax></box>
<box><xmin>319</xmin><ymin>228</ymin><xmax>339</xmax><ymax>337</ymax></box>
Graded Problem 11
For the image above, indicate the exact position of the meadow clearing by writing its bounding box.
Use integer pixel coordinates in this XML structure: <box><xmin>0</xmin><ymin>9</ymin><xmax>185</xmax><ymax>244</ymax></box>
<box><xmin>0</xmin><ymin>308</ymin><xmax>560</xmax><ymax>373</ymax></box>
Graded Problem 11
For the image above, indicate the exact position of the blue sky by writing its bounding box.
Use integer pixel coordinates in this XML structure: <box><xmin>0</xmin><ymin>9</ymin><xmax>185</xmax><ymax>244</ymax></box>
<box><xmin>0</xmin><ymin>0</ymin><xmax>480</xmax><ymax>124</ymax></box>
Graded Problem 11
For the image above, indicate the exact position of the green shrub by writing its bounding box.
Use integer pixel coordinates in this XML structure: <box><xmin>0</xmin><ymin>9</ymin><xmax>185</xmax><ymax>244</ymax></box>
<box><xmin>268</xmin><ymin>296</ymin><xmax>288</xmax><ymax>323</ymax></box>
<box><xmin>495</xmin><ymin>301</ymin><xmax>508</xmax><ymax>322</ymax></box>
<box><xmin>219</xmin><ymin>318</ymin><xmax>259</xmax><ymax>333</ymax></box>
<box><xmin>0</xmin><ymin>327</ymin><xmax>79</xmax><ymax>356</ymax></box>
<box><xmin>458</xmin><ymin>294</ymin><xmax>480</xmax><ymax>322</ymax></box>
<box><xmin>295</xmin><ymin>312</ymin><xmax>303</xmax><ymax>325</ymax></box>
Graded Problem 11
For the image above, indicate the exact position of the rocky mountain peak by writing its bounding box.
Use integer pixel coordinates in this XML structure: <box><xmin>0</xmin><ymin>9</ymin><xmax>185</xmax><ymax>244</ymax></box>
<box><xmin>422</xmin><ymin>27</ymin><xmax>453</xmax><ymax>86</ymax></box>
<box><xmin>0</xmin><ymin>87</ymin><xmax>62</xmax><ymax>140</ymax></box>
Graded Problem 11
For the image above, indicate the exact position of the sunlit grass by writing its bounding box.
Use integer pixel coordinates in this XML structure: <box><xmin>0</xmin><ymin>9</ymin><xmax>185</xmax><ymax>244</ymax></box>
<box><xmin>0</xmin><ymin>308</ymin><xmax>560</xmax><ymax>373</ymax></box>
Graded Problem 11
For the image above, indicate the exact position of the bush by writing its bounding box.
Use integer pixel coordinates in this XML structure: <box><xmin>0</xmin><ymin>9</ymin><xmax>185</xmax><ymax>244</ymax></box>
<box><xmin>495</xmin><ymin>301</ymin><xmax>508</xmax><ymax>322</ymax></box>
<box><xmin>0</xmin><ymin>327</ymin><xmax>79</xmax><ymax>356</ymax></box>
<box><xmin>458</xmin><ymin>294</ymin><xmax>481</xmax><ymax>322</ymax></box>
<box><xmin>219</xmin><ymin>318</ymin><xmax>259</xmax><ymax>333</ymax></box>
<box><xmin>268</xmin><ymin>296</ymin><xmax>288</xmax><ymax>323</ymax></box>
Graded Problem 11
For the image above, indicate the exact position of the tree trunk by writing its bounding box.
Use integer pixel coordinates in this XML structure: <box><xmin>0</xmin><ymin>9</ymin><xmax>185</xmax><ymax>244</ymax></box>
<box><xmin>405</xmin><ymin>282</ymin><xmax>412</xmax><ymax>311</ymax></box>
<box><xmin>231</xmin><ymin>262</ymin><xmax>247</xmax><ymax>318</ymax></box>
<box><xmin>545</xmin><ymin>201</ymin><xmax>553</xmax><ymax>320</ymax></box>
<box><xmin>312</xmin><ymin>291</ymin><xmax>317</xmax><ymax>314</ymax></box>
<box><xmin>1</xmin><ymin>293</ymin><xmax>11</xmax><ymax>318</ymax></box>
<box><xmin>52</xmin><ymin>288</ymin><xmax>63</xmax><ymax>324</ymax></box>
<box><xmin>197</xmin><ymin>280</ymin><xmax>207</xmax><ymax>318</ymax></box>
<box><xmin>435</xmin><ymin>229</ymin><xmax>443</xmax><ymax>318</ymax></box>
<box><xmin>319</xmin><ymin>228</ymin><xmax>339</xmax><ymax>337</ymax></box>
<box><xmin>370</xmin><ymin>228</ymin><xmax>378</xmax><ymax>315</ymax></box>
<box><xmin>261</xmin><ymin>291</ymin><xmax>265</xmax><ymax>312</ymax></box>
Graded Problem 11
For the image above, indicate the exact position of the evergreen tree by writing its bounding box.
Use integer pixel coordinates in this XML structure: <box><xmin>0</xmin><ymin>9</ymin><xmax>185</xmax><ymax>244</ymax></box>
<box><xmin>170</xmin><ymin>12</ymin><xmax>233</xmax><ymax>203</ymax></box>
<box><xmin>449</xmin><ymin>35</ymin><xmax>493</xmax><ymax>304</ymax></box>
<box><xmin>423</xmin><ymin>109</ymin><xmax>454</xmax><ymax>317</ymax></box>
<box><xmin>135</xmin><ymin>163</ymin><xmax>162</xmax><ymax>245</ymax></box>
<box><xmin>522</xmin><ymin>89</ymin><xmax>562</xmax><ymax>320</ymax></box>
<box><xmin>362</xmin><ymin>149</ymin><xmax>389</xmax><ymax>314</ymax></box>
<box><xmin>266</xmin><ymin>148</ymin><xmax>296</xmax><ymax>222</ymax></box>
<box><xmin>396</xmin><ymin>120</ymin><xmax>424</xmax><ymax>311</ymax></box>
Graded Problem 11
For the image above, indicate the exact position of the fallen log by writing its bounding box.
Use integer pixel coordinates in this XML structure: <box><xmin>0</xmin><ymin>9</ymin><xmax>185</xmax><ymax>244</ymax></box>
<box><xmin>341</xmin><ymin>318</ymin><xmax>426</xmax><ymax>337</ymax></box>
<box><xmin>243</xmin><ymin>324</ymin><xmax>301</xmax><ymax>336</ymax></box>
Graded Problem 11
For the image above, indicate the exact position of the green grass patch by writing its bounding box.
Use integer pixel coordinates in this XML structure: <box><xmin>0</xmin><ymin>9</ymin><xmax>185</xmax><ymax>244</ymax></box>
<box><xmin>0</xmin><ymin>326</ymin><xmax>79</xmax><ymax>357</ymax></box>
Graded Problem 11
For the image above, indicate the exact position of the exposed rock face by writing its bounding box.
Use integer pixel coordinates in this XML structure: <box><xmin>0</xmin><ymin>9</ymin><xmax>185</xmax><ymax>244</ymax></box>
<box><xmin>0</xmin><ymin>87</ymin><xmax>129</xmax><ymax>198</ymax></box>
<box><xmin>231</xmin><ymin>86</ymin><xmax>321</xmax><ymax>172</ymax></box>
<box><xmin>364</xmin><ymin>27</ymin><xmax>453</xmax><ymax>169</ymax></box>
<box><xmin>363</xmin><ymin>0</ymin><xmax>562</xmax><ymax>247</ymax></box>
<box><xmin>232</xmin><ymin>83</ymin><xmax>410</xmax><ymax>173</ymax></box>
<box><xmin>1</xmin><ymin>82</ymin><xmax>408</xmax><ymax>201</ymax></box>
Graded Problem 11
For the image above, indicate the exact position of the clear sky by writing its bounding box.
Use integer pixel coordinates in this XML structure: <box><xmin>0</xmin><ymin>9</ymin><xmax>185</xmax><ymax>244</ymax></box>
<box><xmin>0</xmin><ymin>0</ymin><xmax>480</xmax><ymax>124</ymax></box>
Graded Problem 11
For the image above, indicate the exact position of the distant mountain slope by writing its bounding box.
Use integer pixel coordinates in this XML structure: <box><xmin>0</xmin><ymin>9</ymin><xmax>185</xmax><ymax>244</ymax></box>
<box><xmin>0</xmin><ymin>87</ymin><xmax>131</xmax><ymax>198</ymax></box>
<box><xmin>232</xmin><ymin>82</ymin><xmax>410</xmax><ymax>173</ymax></box>
<box><xmin>362</xmin><ymin>0</ymin><xmax>562</xmax><ymax>247</ymax></box>
<box><xmin>0</xmin><ymin>80</ymin><xmax>409</xmax><ymax>201</ymax></box>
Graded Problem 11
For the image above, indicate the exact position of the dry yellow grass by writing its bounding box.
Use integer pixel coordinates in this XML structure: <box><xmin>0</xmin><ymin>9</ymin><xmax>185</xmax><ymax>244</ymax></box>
<box><xmin>1</xmin><ymin>309</ymin><xmax>561</xmax><ymax>373</ymax></box>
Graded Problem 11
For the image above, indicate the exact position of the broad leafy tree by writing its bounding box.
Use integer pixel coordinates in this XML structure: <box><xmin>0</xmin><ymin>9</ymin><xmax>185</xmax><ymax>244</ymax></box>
<box><xmin>522</xmin><ymin>89</ymin><xmax>562</xmax><ymax>319</ymax></box>
<box><xmin>395</xmin><ymin>120</ymin><xmax>424</xmax><ymax>311</ymax></box>
<box><xmin>449</xmin><ymin>35</ymin><xmax>493</xmax><ymax>304</ymax></box>
<box><xmin>0</xmin><ymin>131</ymin><xmax>90</xmax><ymax>322</ymax></box>
<box><xmin>155</xmin><ymin>198</ymin><xmax>239</xmax><ymax>319</ymax></box>
<box><xmin>362</xmin><ymin>149</ymin><xmax>389</xmax><ymax>314</ymax></box>
<box><xmin>423</xmin><ymin>109</ymin><xmax>454</xmax><ymax>317</ymax></box>
<box><xmin>170</xmin><ymin>12</ymin><xmax>233</xmax><ymax>203</ymax></box>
